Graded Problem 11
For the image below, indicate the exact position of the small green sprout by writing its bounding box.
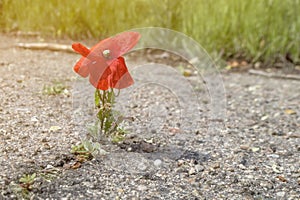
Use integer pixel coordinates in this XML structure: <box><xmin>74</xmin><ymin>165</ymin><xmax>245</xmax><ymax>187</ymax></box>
<box><xmin>71</xmin><ymin>140</ymin><xmax>103</xmax><ymax>160</ymax></box>
<box><xmin>43</xmin><ymin>81</ymin><xmax>69</xmax><ymax>95</ymax></box>
<box><xmin>19</xmin><ymin>173</ymin><xmax>36</xmax><ymax>191</ymax></box>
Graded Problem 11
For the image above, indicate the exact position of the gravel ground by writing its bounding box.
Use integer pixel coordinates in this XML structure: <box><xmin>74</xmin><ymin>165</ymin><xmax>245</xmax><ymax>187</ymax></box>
<box><xmin>0</xmin><ymin>34</ymin><xmax>299</xmax><ymax>199</ymax></box>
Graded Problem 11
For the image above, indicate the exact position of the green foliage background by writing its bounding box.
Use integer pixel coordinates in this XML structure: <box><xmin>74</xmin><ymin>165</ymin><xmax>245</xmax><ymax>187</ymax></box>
<box><xmin>0</xmin><ymin>0</ymin><xmax>299</xmax><ymax>63</ymax></box>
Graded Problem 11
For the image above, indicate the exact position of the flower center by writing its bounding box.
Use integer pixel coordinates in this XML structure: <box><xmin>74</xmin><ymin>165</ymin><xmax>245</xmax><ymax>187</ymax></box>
<box><xmin>102</xmin><ymin>49</ymin><xmax>111</xmax><ymax>59</ymax></box>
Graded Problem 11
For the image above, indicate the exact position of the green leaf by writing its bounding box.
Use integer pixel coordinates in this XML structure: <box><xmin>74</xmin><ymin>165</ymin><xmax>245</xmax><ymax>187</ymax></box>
<box><xmin>19</xmin><ymin>173</ymin><xmax>36</xmax><ymax>184</ymax></box>
<box><xmin>82</xmin><ymin>140</ymin><xmax>93</xmax><ymax>151</ymax></box>
<box><xmin>94</xmin><ymin>89</ymin><xmax>100</xmax><ymax>107</ymax></box>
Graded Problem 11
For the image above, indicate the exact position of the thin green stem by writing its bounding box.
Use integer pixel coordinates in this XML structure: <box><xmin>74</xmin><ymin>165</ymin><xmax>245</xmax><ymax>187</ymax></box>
<box><xmin>96</xmin><ymin>90</ymin><xmax>105</xmax><ymax>131</ymax></box>
<box><xmin>96</xmin><ymin>89</ymin><xmax>103</xmax><ymax>105</ymax></box>
<box><xmin>95</xmin><ymin>88</ymin><xmax>120</xmax><ymax>136</ymax></box>
<box><xmin>103</xmin><ymin>90</ymin><xmax>107</xmax><ymax>106</ymax></box>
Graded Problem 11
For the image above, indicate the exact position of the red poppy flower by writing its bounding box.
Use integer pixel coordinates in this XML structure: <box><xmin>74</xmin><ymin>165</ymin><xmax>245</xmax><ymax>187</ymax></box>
<box><xmin>72</xmin><ymin>31</ymin><xmax>140</xmax><ymax>90</ymax></box>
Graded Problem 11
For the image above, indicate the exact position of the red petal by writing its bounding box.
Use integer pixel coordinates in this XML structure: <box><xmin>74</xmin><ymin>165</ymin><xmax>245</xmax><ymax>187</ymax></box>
<box><xmin>89</xmin><ymin>74</ymin><xmax>109</xmax><ymax>90</ymax></box>
<box><xmin>89</xmin><ymin>32</ymin><xmax>141</xmax><ymax>65</ymax></box>
<box><xmin>72</xmin><ymin>43</ymin><xmax>90</xmax><ymax>57</ymax></box>
<box><xmin>73</xmin><ymin>57</ymin><xmax>89</xmax><ymax>77</ymax></box>
<box><xmin>88</xmin><ymin>59</ymin><xmax>111</xmax><ymax>82</ymax></box>
<box><xmin>103</xmin><ymin>31</ymin><xmax>141</xmax><ymax>57</ymax></box>
<box><xmin>72</xmin><ymin>32</ymin><xmax>139</xmax><ymax>90</ymax></box>
<box><xmin>114</xmin><ymin>72</ymin><xmax>134</xmax><ymax>89</ymax></box>
<box><xmin>109</xmin><ymin>57</ymin><xmax>134</xmax><ymax>89</ymax></box>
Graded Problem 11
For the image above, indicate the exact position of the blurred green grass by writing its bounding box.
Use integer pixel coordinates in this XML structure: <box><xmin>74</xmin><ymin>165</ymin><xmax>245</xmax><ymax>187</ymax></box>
<box><xmin>0</xmin><ymin>0</ymin><xmax>299</xmax><ymax>64</ymax></box>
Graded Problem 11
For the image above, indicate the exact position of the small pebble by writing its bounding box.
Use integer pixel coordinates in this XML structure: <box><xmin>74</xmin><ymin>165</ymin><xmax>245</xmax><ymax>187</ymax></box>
<box><xmin>276</xmin><ymin>191</ymin><xmax>285</xmax><ymax>197</ymax></box>
<box><xmin>177</xmin><ymin>160</ymin><xmax>185</xmax><ymax>166</ymax></box>
<box><xmin>137</xmin><ymin>185</ymin><xmax>147</xmax><ymax>191</ymax></box>
<box><xmin>254</xmin><ymin>62</ymin><xmax>261</xmax><ymax>68</ymax></box>
<box><xmin>125</xmin><ymin>133</ymin><xmax>137</xmax><ymax>139</ymax></box>
<box><xmin>239</xmin><ymin>164</ymin><xmax>246</xmax><ymax>170</ymax></box>
<box><xmin>195</xmin><ymin>164</ymin><xmax>204</xmax><ymax>172</ymax></box>
<box><xmin>30</xmin><ymin>116</ymin><xmax>39</xmax><ymax>122</ymax></box>
<box><xmin>183</xmin><ymin>69</ymin><xmax>192</xmax><ymax>77</ymax></box>
<box><xmin>251</xmin><ymin>147</ymin><xmax>260</xmax><ymax>152</ymax></box>
<box><xmin>43</xmin><ymin>143</ymin><xmax>51</xmax><ymax>150</ymax></box>
<box><xmin>188</xmin><ymin>168</ymin><xmax>196</xmax><ymax>175</ymax></box>
<box><xmin>260</xmin><ymin>115</ymin><xmax>269</xmax><ymax>121</ymax></box>
<box><xmin>228</xmin><ymin>167</ymin><xmax>235</xmax><ymax>172</ymax></box>
<box><xmin>240</xmin><ymin>144</ymin><xmax>249</xmax><ymax>150</ymax></box>
<box><xmin>212</xmin><ymin>163</ymin><xmax>220</xmax><ymax>169</ymax></box>
<box><xmin>154</xmin><ymin>159</ymin><xmax>162</xmax><ymax>167</ymax></box>
<box><xmin>267</xmin><ymin>154</ymin><xmax>279</xmax><ymax>158</ymax></box>
<box><xmin>127</xmin><ymin>147</ymin><xmax>132</xmax><ymax>152</ymax></box>
<box><xmin>150</xmin><ymin>129</ymin><xmax>156</xmax><ymax>134</ymax></box>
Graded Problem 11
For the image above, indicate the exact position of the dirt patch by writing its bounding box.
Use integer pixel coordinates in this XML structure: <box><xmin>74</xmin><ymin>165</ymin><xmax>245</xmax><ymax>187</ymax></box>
<box><xmin>0</xmin><ymin>34</ymin><xmax>299</xmax><ymax>199</ymax></box>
